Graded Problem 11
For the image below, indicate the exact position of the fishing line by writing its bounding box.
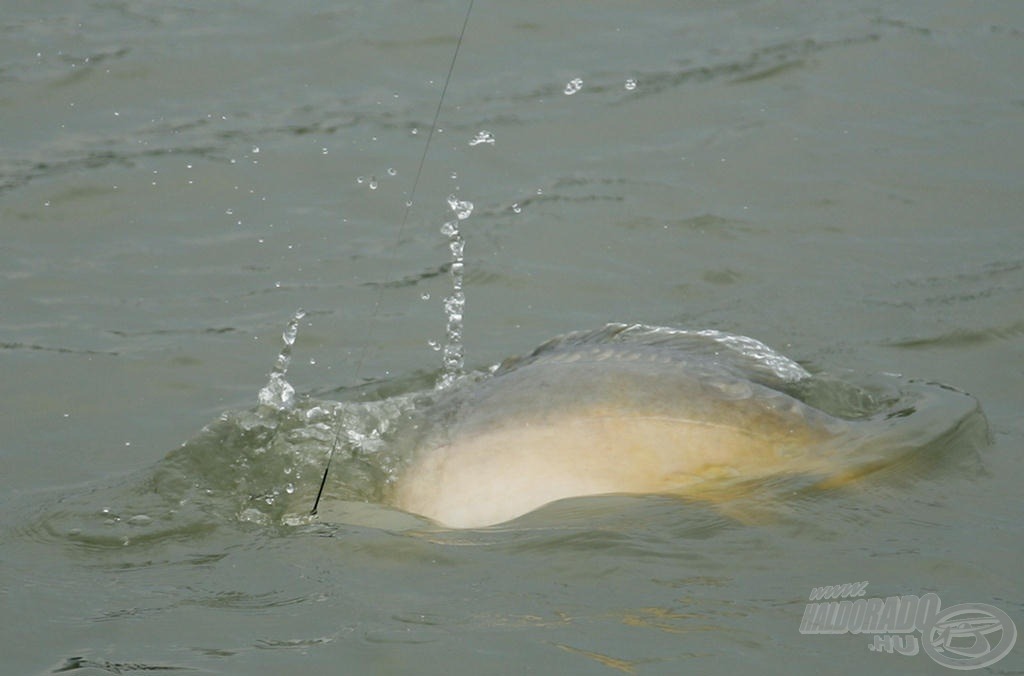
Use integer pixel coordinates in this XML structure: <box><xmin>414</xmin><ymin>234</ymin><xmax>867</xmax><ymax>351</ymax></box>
<box><xmin>312</xmin><ymin>0</ymin><xmax>475</xmax><ymax>515</ymax></box>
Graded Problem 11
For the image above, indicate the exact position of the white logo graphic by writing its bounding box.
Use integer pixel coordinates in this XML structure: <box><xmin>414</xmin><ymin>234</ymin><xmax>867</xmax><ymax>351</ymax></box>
<box><xmin>800</xmin><ymin>582</ymin><xmax>1016</xmax><ymax>670</ymax></box>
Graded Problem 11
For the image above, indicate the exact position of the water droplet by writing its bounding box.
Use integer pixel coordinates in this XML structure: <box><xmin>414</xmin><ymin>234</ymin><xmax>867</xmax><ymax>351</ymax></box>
<box><xmin>564</xmin><ymin>77</ymin><xmax>583</xmax><ymax>95</ymax></box>
<box><xmin>387</xmin><ymin>167</ymin><xmax>397</xmax><ymax>176</ymax></box>
<box><xmin>511</xmin><ymin>203</ymin><xmax>521</xmax><ymax>214</ymax></box>
<box><xmin>411</xmin><ymin>127</ymin><xmax>419</xmax><ymax>135</ymax></box>
<box><xmin>368</xmin><ymin>177</ymin><xmax>378</xmax><ymax>190</ymax></box>
<box><xmin>446</xmin><ymin>194</ymin><xmax>474</xmax><ymax>220</ymax></box>
<box><xmin>251</xmin><ymin>145</ymin><xmax>260</xmax><ymax>154</ymax></box>
<box><xmin>449</xmin><ymin>171</ymin><xmax>458</xmax><ymax>180</ymax></box>
<box><xmin>468</xmin><ymin>130</ymin><xmax>495</xmax><ymax>146</ymax></box>
<box><xmin>625</xmin><ymin>78</ymin><xmax>637</xmax><ymax>91</ymax></box>
<box><xmin>321</xmin><ymin>147</ymin><xmax>329</xmax><ymax>155</ymax></box>
<box><xmin>427</xmin><ymin>339</ymin><xmax>441</xmax><ymax>351</ymax></box>
<box><xmin>356</xmin><ymin>176</ymin><xmax>365</xmax><ymax>184</ymax></box>
<box><xmin>285</xmin><ymin>483</ymin><xmax>295</xmax><ymax>494</ymax></box>
<box><xmin>421</xmin><ymin>292</ymin><xmax>431</xmax><ymax>300</ymax></box>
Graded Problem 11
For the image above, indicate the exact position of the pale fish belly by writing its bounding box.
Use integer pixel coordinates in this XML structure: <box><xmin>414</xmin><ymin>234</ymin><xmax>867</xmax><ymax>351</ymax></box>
<box><xmin>387</xmin><ymin>330</ymin><xmax>849</xmax><ymax>528</ymax></box>
<box><xmin>389</xmin><ymin>407</ymin><xmax>839</xmax><ymax>529</ymax></box>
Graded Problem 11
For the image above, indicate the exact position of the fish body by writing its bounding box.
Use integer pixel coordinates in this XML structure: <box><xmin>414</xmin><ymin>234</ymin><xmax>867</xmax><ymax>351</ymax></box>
<box><xmin>389</xmin><ymin>326</ymin><xmax>851</xmax><ymax>528</ymax></box>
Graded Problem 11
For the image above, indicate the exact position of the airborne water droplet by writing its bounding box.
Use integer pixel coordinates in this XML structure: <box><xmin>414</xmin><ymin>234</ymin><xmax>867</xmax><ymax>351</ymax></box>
<box><xmin>446</xmin><ymin>194</ymin><xmax>474</xmax><ymax>220</ymax></box>
<box><xmin>468</xmin><ymin>130</ymin><xmax>495</xmax><ymax>146</ymax></box>
<box><xmin>564</xmin><ymin>77</ymin><xmax>583</xmax><ymax>95</ymax></box>
<box><xmin>625</xmin><ymin>78</ymin><xmax>637</xmax><ymax>91</ymax></box>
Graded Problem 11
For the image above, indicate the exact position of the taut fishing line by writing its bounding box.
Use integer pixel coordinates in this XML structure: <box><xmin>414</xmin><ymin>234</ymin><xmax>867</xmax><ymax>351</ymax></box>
<box><xmin>311</xmin><ymin>0</ymin><xmax>475</xmax><ymax>515</ymax></box>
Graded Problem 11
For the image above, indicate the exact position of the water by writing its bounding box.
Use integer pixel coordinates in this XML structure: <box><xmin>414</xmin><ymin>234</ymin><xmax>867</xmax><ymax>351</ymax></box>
<box><xmin>3</xmin><ymin>1</ymin><xmax>1023</xmax><ymax>674</ymax></box>
<box><xmin>438</xmin><ymin>193</ymin><xmax>473</xmax><ymax>389</ymax></box>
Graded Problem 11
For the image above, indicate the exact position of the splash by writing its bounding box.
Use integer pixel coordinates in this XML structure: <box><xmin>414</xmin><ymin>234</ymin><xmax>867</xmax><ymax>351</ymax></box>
<box><xmin>26</xmin><ymin>318</ymin><xmax>988</xmax><ymax>544</ymax></box>
<box><xmin>257</xmin><ymin>308</ymin><xmax>305</xmax><ymax>411</ymax></box>
<box><xmin>437</xmin><ymin>194</ymin><xmax>473</xmax><ymax>390</ymax></box>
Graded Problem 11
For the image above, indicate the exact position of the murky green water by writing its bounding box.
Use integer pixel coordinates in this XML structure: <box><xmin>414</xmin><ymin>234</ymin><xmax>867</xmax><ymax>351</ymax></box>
<box><xmin>2</xmin><ymin>1</ymin><xmax>1022</xmax><ymax>674</ymax></box>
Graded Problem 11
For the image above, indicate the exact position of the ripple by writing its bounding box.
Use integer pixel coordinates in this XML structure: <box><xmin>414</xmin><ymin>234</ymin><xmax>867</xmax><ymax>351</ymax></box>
<box><xmin>886</xmin><ymin>320</ymin><xmax>1024</xmax><ymax>349</ymax></box>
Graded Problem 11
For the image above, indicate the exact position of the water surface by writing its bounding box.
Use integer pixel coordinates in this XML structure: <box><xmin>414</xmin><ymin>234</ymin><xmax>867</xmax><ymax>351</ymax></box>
<box><xmin>2</xmin><ymin>1</ymin><xmax>1022</xmax><ymax>673</ymax></box>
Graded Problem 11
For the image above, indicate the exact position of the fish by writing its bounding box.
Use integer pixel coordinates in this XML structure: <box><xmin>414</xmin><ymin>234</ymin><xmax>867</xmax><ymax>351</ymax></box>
<box><xmin>387</xmin><ymin>324</ymin><xmax>863</xmax><ymax>528</ymax></box>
